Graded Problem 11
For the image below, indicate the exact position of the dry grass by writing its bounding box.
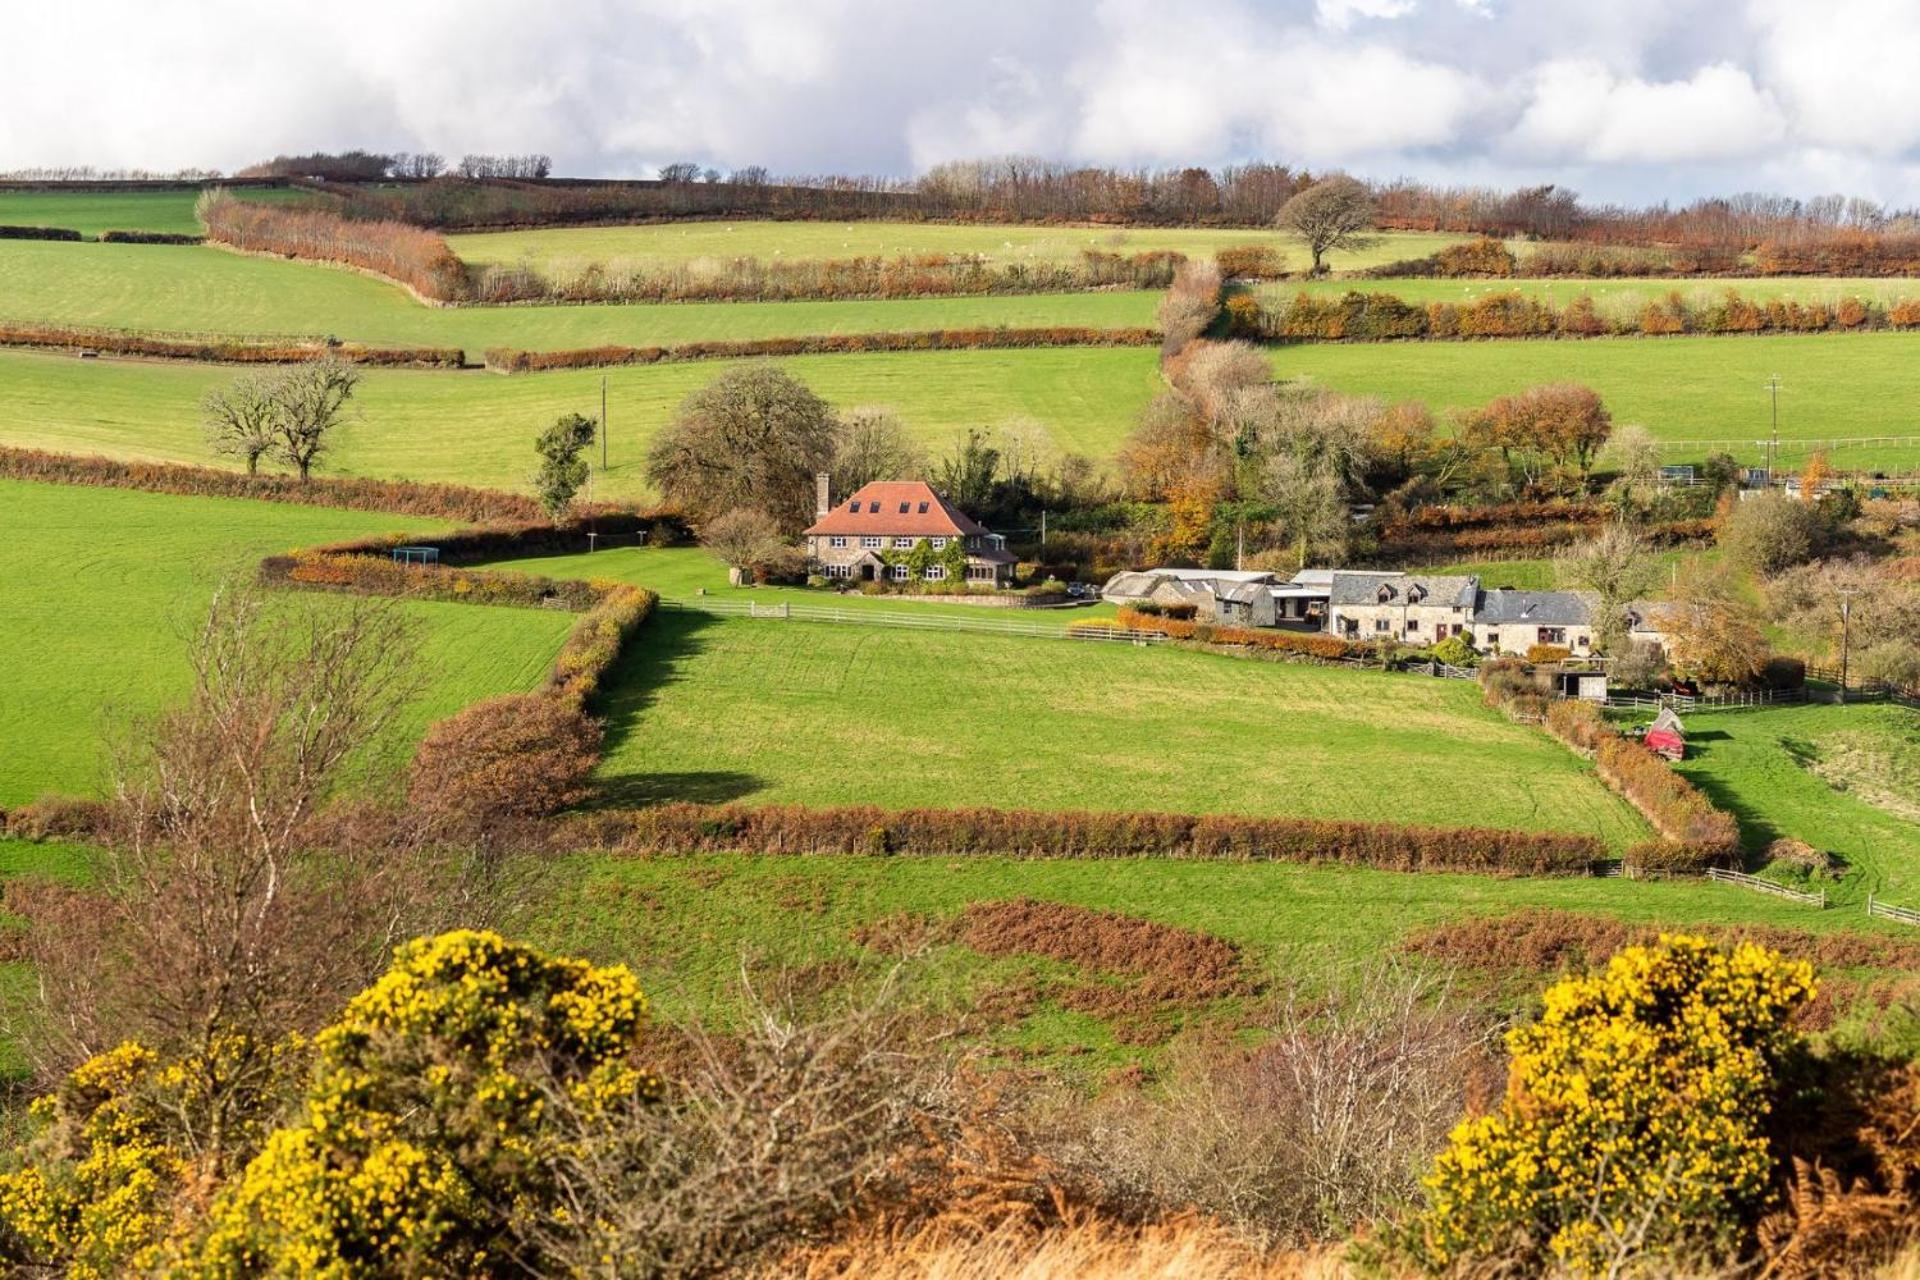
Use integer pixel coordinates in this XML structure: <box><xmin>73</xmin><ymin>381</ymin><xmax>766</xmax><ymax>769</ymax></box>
<box><xmin>777</xmin><ymin>1215</ymin><xmax>1352</xmax><ymax>1280</ymax></box>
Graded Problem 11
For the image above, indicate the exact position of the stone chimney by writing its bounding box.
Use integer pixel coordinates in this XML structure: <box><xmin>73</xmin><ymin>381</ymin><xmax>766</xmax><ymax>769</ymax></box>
<box><xmin>815</xmin><ymin>472</ymin><xmax>831</xmax><ymax>517</ymax></box>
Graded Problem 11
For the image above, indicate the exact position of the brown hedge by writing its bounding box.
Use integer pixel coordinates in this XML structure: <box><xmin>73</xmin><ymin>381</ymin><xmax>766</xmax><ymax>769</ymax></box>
<box><xmin>0</xmin><ymin>321</ymin><xmax>463</xmax><ymax>367</ymax></box>
<box><xmin>468</xmin><ymin>248</ymin><xmax>1183</xmax><ymax>305</ymax></box>
<box><xmin>0</xmin><ymin>447</ymin><xmax>550</xmax><ymax>523</ymax></box>
<box><xmin>1532</xmin><ymin>688</ymin><xmax>1741</xmax><ymax>860</ymax></box>
<box><xmin>483</xmin><ymin>325</ymin><xmax>1159</xmax><ymax>372</ymax></box>
<box><xmin>1101</xmin><ymin>608</ymin><xmax>1368</xmax><ymax>660</ymax></box>
<box><xmin>200</xmin><ymin>189</ymin><xmax>470</xmax><ymax>301</ymax></box>
<box><xmin>561</xmin><ymin>802</ymin><xmax>1604</xmax><ymax>874</ymax></box>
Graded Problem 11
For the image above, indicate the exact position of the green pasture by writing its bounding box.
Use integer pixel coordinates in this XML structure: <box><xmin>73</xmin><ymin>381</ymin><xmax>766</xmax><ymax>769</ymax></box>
<box><xmin>448</xmin><ymin>223</ymin><xmax>1469</xmax><ymax>276</ymax></box>
<box><xmin>1275</xmin><ymin>330</ymin><xmax>1920</xmax><ymax>472</ymax></box>
<box><xmin>0</xmin><ymin>186</ymin><xmax>306</xmax><ymax>237</ymax></box>
<box><xmin>0</xmin><ymin>479</ymin><xmax>573</xmax><ymax>807</ymax></box>
<box><xmin>583</xmin><ymin>610</ymin><xmax>1650</xmax><ymax>847</ymax></box>
<box><xmin>1663</xmin><ymin>704</ymin><xmax>1920</xmax><ymax>904</ymax></box>
<box><xmin>473</xmin><ymin>544</ymin><xmax>1117</xmax><ymax>625</ymax></box>
<box><xmin>1265</xmin><ymin>274</ymin><xmax>1920</xmax><ymax>318</ymax></box>
<box><xmin>0</xmin><ymin>240</ymin><xmax>1162</xmax><ymax>348</ymax></box>
<box><xmin>0</xmin><ymin>346</ymin><xmax>1158</xmax><ymax>499</ymax></box>
<box><xmin>533</xmin><ymin>850</ymin><xmax>1915</xmax><ymax>1052</ymax></box>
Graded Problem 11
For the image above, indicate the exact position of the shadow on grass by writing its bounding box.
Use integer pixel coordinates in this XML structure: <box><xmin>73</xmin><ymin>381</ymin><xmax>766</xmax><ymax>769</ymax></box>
<box><xmin>1680</xmin><ymin>767</ymin><xmax>1783</xmax><ymax>857</ymax></box>
<box><xmin>593</xmin><ymin>770</ymin><xmax>765</xmax><ymax>807</ymax></box>
<box><xmin>589</xmin><ymin>606</ymin><xmax>746</xmax><ymax>808</ymax></box>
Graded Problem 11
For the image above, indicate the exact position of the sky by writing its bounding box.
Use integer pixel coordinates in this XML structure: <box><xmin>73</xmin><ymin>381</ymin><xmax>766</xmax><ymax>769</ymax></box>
<box><xmin>5</xmin><ymin>0</ymin><xmax>1920</xmax><ymax>206</ymax></box>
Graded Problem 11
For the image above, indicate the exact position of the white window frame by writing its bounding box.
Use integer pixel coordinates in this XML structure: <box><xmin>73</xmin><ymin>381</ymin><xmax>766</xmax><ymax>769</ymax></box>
<box><xmin>824</xmin><ymin>563</ymin><xmax>850</xmax><ymax>579</ymax></box>
<box><xmin>892</xmin><ymin>536</ymin><xmax>918</xmax><ymax>550</ymax></box>
<box><xmin>924</xmin><ymin>565</ymin><xmax>947</xmax><ymax>581</ymax></box>
<box><xmin>890</xmin><ymin>564</ymin><xmax>911</xmax><ymax>582</ymax></box>
<box><xmin>828</xmin><ymin>535</ymin><xmax>847</xmax><ymax>549</ymax></box>
<box><xmin>860</xmin><ymin>536</ymin><xmax>883</xmax><ymax>549</ymax></box>
<box><xmin>930</xmin><ymin>537</ymin><xmax>949</xmax><ymax>549</ymax></box>
<box><xmin>966</xmin><ymin>564</ymin><xmax>995</xmax><ymax>581</ymax></box>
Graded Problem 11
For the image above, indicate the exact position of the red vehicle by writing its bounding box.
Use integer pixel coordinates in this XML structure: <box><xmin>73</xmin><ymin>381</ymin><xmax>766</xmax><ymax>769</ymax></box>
<box><xmin>1643</xmin><ymin>707</ymin><xmax>1686</xmax><ymax>761</ymax></box>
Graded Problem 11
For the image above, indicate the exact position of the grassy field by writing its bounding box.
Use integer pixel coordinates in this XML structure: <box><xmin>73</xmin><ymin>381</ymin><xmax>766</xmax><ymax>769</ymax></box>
<box><xmin>1663</xmin><ymin>704</ymin><xmax>1920</xmax><ymax>903</ymax></box>
<box><xmin>528</xmin><ymin>848</ymin><xmax>1920</xmax><ymax>1058</ymax></box>
<box><xmin>0</xmin><ymin>346</ymin><xmax>1158</xmax><ymax>499</ymax></box>
<box><xmin>1276</xmin><ymin>331</ymin><xmax>1920</xmax><ymax>472</ymax></box>
<box><xmin>0</xmin><ymin>240</ymin><xmax>1163</xmax><ymax>348</ymax></box>
<box><xmin>449</xmin><ymin>223</ymin><xmax>1470</xmax><ymax>275</ymax></box>
<box><xmin>0</xmin><ymin>186</ymin><xmax>307</xmax><ymax>237</ymax></box>
<box><xmin>471</xmin><ymin>544</ymin><xmax>1117</xmax><ymax>624</ymax></box>
<box><xmin>585</xmin><ymin>609</ymin><xmax>1650</xmax><ymax>846</ymax></box>
<box><xmin>1267</xmin><ymin>275</ymin><xmax>1920</xmax><ymax>316</ymax></box>
<box><xmin>0</xmin><ymin>479</ymin><xmax>574</xmax><ymax>806</ymax></box>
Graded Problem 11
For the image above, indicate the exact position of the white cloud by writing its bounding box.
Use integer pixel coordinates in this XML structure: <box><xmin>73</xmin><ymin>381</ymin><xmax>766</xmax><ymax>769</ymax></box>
<box><xmin>0</xmin><ymin>0</ymin><xmax>1916</xmax><ymax>203</ymax></box>
<box><xmin>1506</xmin><ymin>60</ymin><xmax>1786</xmax><ymax>164</ymax></box>
<box><xmin>1315</xmin><ymin>0</ymin><xmax>1418</xmax><ymax>31</ymax></box>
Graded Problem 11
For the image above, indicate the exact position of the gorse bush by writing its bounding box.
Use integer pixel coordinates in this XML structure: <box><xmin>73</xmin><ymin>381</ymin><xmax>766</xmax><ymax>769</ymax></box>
<box><xmin>1413</xmin><ymin>935</ymin><xmax>1816</xmax><ymax>1277</ymax></box>
<box><xmin>0</xmin><ymin>932</ymin><xmax>656</xmax><ymax>1277</ymax></box>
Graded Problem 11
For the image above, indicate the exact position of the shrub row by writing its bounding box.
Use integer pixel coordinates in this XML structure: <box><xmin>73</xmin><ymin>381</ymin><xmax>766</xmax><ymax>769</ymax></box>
<box><xmin>1089</xmin><ymin>609</ymin><xmax>1369</xmax><ymax>660</ymax></box>
<box><xmin>467</xmin><ymin>248</ymin><xmax>1183</xmax><ymax>305</ymax></box>
<box><xmin>199</xmin><ymin>189</ymin><xmax>470</xmax><ymax>301</ymax></box>
<box><xmin>295</xmin><ymin>511</ymin><xmax>685</xmax><ymax>564</ymax></box>
<box><xmin>546</xmin><ymin>583</ymin><xmax>655</xmax><ymax>707</ymax></box>
<box><xmin>1377</xmin><ymin>517</ymin><xmax>1714</xmax><ymax>563</ymax></box>
<box><xmin>1538</xmin><ymin>696</ymin><xmax>1741</xmax><ymax>862</ymax></box>
<box><xmin>1264</xmin><ymin>288</ymin><xmax>1920</xmax><ymax>343</ymax></box>
<box><xmin>0</xmin><ymin>446</ymin><xmax>549</xmax><ymax>524</ymax></box>
<box><xmin>98</xmin><ymin>230</ymin><xmax>205</xmax><ymax>245</ymax></box>
<box><xmin>0</xmin><ymin>224</ymin><xmax>81</xmax><ymax>241</ymax></box>
<box><xmin>1386</xmin><ymin>500</ymin><xmax>1608</xmax><ymax>533</ymax></box>
<box><xmin>259</xmin><ymin>552</ymin><xmax>606</xmax><ymax>612</ymax></box>
<box><xmin>0</xmin><ymin>322</ymin><xmax>463</xmax><ymax>367</ymax></box>
<box><xmin>483</xmin><ymin>325</ymin><xmax>1158</xmax><ymax>372</ymax></box>
<box><xmin>562</xmin><ymin>802</ymin><xmax>1604</xmax><ymax>875</ymax></box>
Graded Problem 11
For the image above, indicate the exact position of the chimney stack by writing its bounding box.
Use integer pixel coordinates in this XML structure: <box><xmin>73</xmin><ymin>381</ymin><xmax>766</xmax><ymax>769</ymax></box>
<box><xmin>815</xmin><ymin>472</ymin><xmax>831</xmax><ymax>517</ymax></box>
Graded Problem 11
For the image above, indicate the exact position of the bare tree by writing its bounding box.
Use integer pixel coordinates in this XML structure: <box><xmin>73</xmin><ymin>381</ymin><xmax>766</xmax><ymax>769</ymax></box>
<box><xmin>1555</xmin><ymin>522</ymin><xmax>1662</xmax><ymax>651</ymax></box>
<box><xmin>831</xmin><ymin>406</ymin><xmax>925</xmax><ymax>496</ymax></box>
<box><xmin>1276</xmin><ymin>176</ymin><xmax>1379</xmax><ymax>275</ymax></box>
<box><xmin>201</xmin><ymin>371</ymin><xmax>282</xmax><ymax>475</ymax></box>
<box><xmin>271</xmin><ymin>357</ymin><xmax>358</xmax><ymax>482</ymax></box>
<box><xmin>3</xmin><ymin>585</ymin><xmax>500</xmax><ymax>1172</ymax></box>
<box><xmin>510</xmin><ymin>969</ymin><xmax>950</xmax><ymax>1279</ymax></box>
<box><xmin>1261</xmin><ymin>451</ymin><xmax>1349</xmax><ymax>569</ymax></box>
<box><xmin>699</xmin><ymin>507</ymin><xmax>794</xmax><ymax>584</ymax></box>
<box><xmin>658</xmin><ymin>162</ymin><xmax>703</xmax><ymax>183</ymax></box>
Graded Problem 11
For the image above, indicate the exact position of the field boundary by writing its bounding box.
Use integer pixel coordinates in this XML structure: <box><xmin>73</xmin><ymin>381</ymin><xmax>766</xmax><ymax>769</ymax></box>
<box><xmin>1867</xmin><ymin>895</ymin><xmax>1920</xmax><ymax>927</ymax></box>
<box><xmin>1707</xmin><ymin>867</ymin><xmax>1828</xmax><ymax>908</ymax></box>
<box><xmin>664</xmin><ymin>596</ymin><xmax>1159</xmax><ymax>642</ymax></box>
<box><xmin>0</xmin><ymin>320</ymin><xmax>464</xmax><ymax>368</ymax></box>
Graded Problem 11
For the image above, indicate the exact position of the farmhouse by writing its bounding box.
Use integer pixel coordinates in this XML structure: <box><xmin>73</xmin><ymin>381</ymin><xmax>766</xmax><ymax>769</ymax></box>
<box><xmin>1473</xmin><ymin>588</ymin><xmax>1598</xmax><ymax>655</ymax></box>
<box><xmin>803</xmin><ymin>476</ymin><xmax>1015</xmax><ymax>585</ymax></box>
<box><xmin>1327</xmin><ymin>573</ymin><xmax>1478</xmax><ymax>642</ymax></box>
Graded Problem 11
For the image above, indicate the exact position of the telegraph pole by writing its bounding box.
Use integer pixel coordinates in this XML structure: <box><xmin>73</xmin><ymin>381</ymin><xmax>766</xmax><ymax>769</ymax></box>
<box><xmin>1838</xmin><ymin>589</ymin><xmax>1855</xmax><ymax>705</ymax></box>
<box><xmin>1764</xmin><ymin>374</ymin><xmax>1781</xmax><ymax>484</ymax></box>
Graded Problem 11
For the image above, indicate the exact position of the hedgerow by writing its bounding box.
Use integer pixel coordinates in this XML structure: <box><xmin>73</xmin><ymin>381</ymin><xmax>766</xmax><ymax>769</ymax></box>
<box><xmin>0</xmin><ymin>447</ymin><xmax>549</xmax><ymax>523</ymax></box>
<box><xmin>97</xmin><ymin>230</ymin><xmax>205</xmax><ymax>245</ymax></box>
<box><xmin>0</xmin><ymin>321</ymin><xmax>462</xmax><ymax>367</ymax></box>
<box><xmin>1259</xmin><ymin>286</ymin><xmax>1920</xmax><ymax>344</ymax></box>
<box><xmin>470</xmin><ymin>248</ymin><xmax>1182</xmax><ymax>305</ymax></box>
<box><xmin>0</xmin><ymin>224</ymin><xmax>81</xmax><ymax>241</ymax></box>
<box><xmin>564</xmin><ymin>802</ymin><xmax>1605</xmax><ymax>875</ymax></box>
<box><xmin>199</xmin><ymin>188</ymin><xmax>471</xmax><ymax>302</ymax></box>
<box><xmin>1096</xmin><ymin>608</ymin><xmax>1370</xmax><ymax>660</ymax></box>
<box><xmin>1530</xmin><ymin>687</ymin><xmax>1741</xmax><ymax>864</ymax></box>
<box><xmin>482</xmin><ymin>325</ymin><xmax>1158</xmax><ymax>372</ymax></box>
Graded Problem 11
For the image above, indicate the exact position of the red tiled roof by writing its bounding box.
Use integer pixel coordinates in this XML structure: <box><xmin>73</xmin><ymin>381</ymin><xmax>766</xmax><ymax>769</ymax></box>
<box><xmin>803</xmin><ymin>481</ymin><xmax>992</xmax><ymax>537</ymax></box>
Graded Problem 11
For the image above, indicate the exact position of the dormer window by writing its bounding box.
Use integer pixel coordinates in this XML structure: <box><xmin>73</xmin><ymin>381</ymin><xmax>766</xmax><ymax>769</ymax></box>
<box><xmin>1407</xmin><ymin>584</ymin><xmax>1427</xmax><ymax>605</ymax></box>
<box><xmin>898</xmin><ymin>502</ymin><xmax>910</xmax><ymax>513</ymax></box>
<box><xmin>918</xmin><ymin>502</ymin><xmax>928</xmax><ymax>513</ymax></box>
<box><xmin>868</xmin><ymin>501</ymin><xmax>880</xmax><ymax>513</ymax></box>
<box><xmin>846</xmin><ymin>500</ymin><xmax>860</xmax><ymax>512</ymax></box>
<box><xmin>1377</xmin><ymin>584</ymin><xmax>1394</xmax><ymax>604</ymax></box>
